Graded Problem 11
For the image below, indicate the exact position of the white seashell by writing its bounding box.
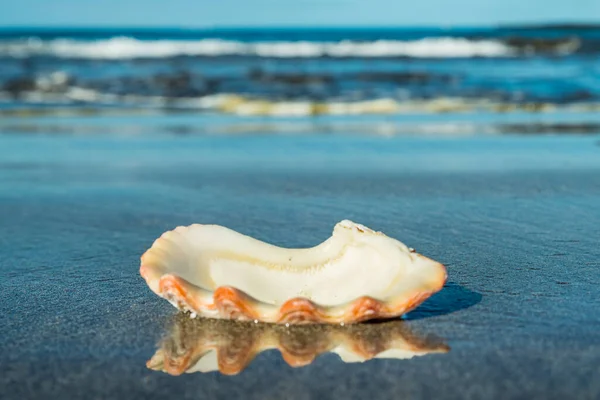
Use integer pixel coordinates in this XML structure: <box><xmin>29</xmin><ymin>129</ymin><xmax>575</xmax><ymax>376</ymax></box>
<box><xmin>146</xmin><ymin>316</ymin><xmax>449</xmax><ymax>375</ymax></box>
<box><xmin>140</xmin><ymin>220</ymin><xmax>446</xmax><ymax>324</ymax></box>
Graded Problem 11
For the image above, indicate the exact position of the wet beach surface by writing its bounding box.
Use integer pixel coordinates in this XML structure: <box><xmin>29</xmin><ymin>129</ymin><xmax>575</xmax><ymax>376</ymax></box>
<box><xmin>1</xmin><ymin>118</ymin><xmax>600</xmax><ymax>399</ymax></box>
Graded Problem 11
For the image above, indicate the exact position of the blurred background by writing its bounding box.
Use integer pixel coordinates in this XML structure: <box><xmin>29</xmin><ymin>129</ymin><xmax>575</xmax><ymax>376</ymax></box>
<box><xmin>1</xmin><ymin>0</ymin><xmax>600</xmax><ymax>135</ymax></box>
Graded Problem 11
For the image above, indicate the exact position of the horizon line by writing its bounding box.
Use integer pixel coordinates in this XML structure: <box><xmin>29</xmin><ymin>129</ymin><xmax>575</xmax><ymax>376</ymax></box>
<box><xmin>1</xmin><ymin>21</ymin><xmax>600</xmax><ymax>30</ymax></box>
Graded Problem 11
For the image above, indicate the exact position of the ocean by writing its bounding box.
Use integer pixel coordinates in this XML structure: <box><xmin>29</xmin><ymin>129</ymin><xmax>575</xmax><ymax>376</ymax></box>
<box><xmin>1</xmin><ymin>26</ymin><xmax>600</xmax><ymax>120</ymax></box>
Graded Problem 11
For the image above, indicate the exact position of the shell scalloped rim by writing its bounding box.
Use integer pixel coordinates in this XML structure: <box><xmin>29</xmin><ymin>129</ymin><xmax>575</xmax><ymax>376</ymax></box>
<box><xmin>140</xmin><ymin>220</ymin><xmax>447</xmax><ymax>324</ymax></box>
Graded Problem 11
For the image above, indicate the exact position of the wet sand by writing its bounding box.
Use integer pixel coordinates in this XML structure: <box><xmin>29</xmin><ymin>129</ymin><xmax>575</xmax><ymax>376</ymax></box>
<box><xmin>1</xmin><ymin>125</ymin><xmax>600</xmax><ymax>399</ymax></box>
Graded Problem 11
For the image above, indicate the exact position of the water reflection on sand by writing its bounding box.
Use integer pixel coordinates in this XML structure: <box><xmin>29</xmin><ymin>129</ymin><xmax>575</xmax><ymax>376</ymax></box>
<box><xmin>148</xmin><ymin>314</ymin><xmax>449</xmax><ymax>376</ymax></box>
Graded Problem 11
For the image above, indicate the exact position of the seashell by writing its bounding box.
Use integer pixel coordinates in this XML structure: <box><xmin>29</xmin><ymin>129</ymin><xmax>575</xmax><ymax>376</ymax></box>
<box><xmin>140</xmin><ymin>220</ymin><xmax>446</xmax><ymax>324</ymax></box>
<box><xmin>147</xmin><ymin>315</ymin><xmax>449</xmax><ymax>376</ymax></box>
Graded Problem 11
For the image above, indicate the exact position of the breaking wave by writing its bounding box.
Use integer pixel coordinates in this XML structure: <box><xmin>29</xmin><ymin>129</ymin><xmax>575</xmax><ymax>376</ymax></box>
<box><xmin>0</xmin><ymin>37</ymin><xmax>516</xmax><ymax>59</ymax></box>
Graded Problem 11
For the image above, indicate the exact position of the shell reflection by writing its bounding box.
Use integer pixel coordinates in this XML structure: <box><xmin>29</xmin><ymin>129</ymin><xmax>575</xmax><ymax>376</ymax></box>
<box><xmin>148</xmin><ymin>314</ymin><xmax>449</xmax><ymax>376</ymax></box>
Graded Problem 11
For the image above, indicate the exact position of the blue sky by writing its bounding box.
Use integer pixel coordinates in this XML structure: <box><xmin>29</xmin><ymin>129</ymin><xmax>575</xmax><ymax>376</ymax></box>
<box><xmin>1</xmin><ymin>0</ymin><xmax>599</xmax><ymax>27</ymax></box>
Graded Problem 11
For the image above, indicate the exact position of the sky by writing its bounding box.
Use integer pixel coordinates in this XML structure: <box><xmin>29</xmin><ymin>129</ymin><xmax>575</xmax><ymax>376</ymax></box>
<box><xmin>0</xmin><ymin>0</ymin><xmax>599</xmax><ymax>27</ymax></box>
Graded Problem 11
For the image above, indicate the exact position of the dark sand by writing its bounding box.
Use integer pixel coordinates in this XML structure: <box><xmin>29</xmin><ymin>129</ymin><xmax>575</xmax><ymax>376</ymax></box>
<box><xmin>1</xmin><ymin>129</ymin><xmax>600</xmax><ymax>399</ymax></box>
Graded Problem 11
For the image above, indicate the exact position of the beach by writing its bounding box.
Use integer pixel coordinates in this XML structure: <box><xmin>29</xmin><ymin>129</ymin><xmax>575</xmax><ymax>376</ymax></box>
<box><xmin>2</xmin><ymin>24</ymin><xmax>600</xmax><ymax>399</ymax></box>
<box><xmin>1</xmin><ymin>114</ymin><xmax>600</xmax><ymax>399</ymax></box>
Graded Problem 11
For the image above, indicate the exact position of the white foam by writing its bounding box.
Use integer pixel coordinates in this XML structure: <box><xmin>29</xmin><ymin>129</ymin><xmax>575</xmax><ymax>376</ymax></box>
<box><xmin>0</xmin><ymin>37</ymin><xmax>514</xmax><ymax>59</ymax></box>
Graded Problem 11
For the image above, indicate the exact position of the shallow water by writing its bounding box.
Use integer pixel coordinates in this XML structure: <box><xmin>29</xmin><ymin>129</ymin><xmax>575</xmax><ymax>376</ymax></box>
<box><xmin>1</xmin><ymin>119</ymin><xmax>600</xmax><ymax>399</ymax></box>
<box><xmin>2</xmin><ymin>26</ymin><xmax>600</xmax><ymax>113</ymax></box>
